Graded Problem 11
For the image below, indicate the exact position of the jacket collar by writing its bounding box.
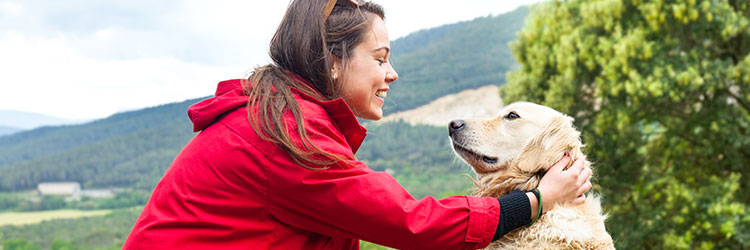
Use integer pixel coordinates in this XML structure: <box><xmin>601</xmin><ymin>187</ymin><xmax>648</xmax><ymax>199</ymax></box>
<box><xmin>287</xmin><ymin>74</ymin><xmax>367</xmax><ymax>153</ymax></box>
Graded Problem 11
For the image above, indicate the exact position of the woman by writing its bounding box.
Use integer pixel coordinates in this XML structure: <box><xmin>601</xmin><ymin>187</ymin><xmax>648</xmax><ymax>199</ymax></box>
<box><xmin>123</xmin><ymin>0</ymin><xmax>592</xmax><ymax>249</ymax></box>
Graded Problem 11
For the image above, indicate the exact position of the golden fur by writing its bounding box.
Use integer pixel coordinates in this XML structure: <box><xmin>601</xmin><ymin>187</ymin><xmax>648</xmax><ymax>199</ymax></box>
<box><xmin>449</xmin><ymin>102</ymin><xmax>615</xmax><ymax>249</ymax></box>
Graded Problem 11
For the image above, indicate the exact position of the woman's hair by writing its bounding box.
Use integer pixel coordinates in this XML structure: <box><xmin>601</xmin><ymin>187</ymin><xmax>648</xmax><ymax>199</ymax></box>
<box><xmin>245</xmin><ymin>0</ymin><xmax>385</xmax><ymax>169</ymax></box>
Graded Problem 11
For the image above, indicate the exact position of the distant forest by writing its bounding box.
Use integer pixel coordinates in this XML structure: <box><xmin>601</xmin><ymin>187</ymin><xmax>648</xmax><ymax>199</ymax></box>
<box><xmin>0</xmin><ymin>100</ymin><xmax>197</xmax><ymax>192</ymax></box>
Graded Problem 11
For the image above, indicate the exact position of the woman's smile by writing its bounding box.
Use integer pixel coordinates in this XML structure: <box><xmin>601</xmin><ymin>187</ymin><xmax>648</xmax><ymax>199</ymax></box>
<box><xmin>335</xmin><ymin>15</ymin><xmax>398</xmax><ymax>120</ymax></box>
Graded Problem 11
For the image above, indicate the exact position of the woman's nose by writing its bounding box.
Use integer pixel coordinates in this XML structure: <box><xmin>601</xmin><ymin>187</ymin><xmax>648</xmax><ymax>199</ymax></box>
<box><xmin>386</xmin><ymin>63</ymin><xmax>398</xmax><ymax>83</ymax></box>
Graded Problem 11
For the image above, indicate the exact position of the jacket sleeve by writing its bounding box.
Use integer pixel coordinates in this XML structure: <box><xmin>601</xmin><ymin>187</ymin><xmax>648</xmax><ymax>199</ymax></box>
<box><xmin>262</xmin><ymin>116</ymin><xmax>500</xmax><ymax>250</ymax></box>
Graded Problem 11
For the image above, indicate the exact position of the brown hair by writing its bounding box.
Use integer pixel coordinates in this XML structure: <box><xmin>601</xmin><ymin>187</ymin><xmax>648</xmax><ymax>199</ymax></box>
<box><xmin>245</xmin><ymin>0</ymin><xmax>385</xmax><ymax>169</ymax></box>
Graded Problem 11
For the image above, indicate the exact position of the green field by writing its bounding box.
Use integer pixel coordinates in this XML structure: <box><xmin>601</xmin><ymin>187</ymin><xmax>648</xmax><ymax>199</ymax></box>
<box><xmin>0</xmin><ymin>209</ymin><xmax>112</xmax><ymax>226</ymax></box>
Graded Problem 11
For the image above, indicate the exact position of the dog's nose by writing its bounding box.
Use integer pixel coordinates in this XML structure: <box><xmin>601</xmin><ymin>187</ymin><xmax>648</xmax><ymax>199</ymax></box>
<box><xmin>449</xmin><ymin>120</ymin><xmax>466</xmax><ymax>136</ymax></box>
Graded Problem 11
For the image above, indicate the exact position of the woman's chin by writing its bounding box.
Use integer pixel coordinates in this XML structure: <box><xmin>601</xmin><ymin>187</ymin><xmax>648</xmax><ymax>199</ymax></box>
<box><xmin>355</xmin><ymin>109</ymin><xmax>383</xmax><ymax>121</ymax></box>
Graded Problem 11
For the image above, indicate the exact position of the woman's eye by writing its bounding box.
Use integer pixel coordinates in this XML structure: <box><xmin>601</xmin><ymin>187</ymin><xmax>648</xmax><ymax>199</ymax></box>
<box><xmin>504</xmin><ymin>112</ymin><xmax>520</xmax><ymax>120</ymax></box>
<box><xmin>376</xmin><ymin>59</ymin><xmax>386</xmax><ymax>65</ymax></box>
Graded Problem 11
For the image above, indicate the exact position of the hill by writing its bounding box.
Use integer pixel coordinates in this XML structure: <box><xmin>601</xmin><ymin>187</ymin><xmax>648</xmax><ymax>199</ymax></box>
<box><xmin>0</xmin><ymin>125</ymin><xmax>23</xmax><ymax>136</ymax></box>
<box><xmin>376</xmin><ymin>85</ymin><xmax>502</xmax><ymax>127</ymax></box>
<box><xmin>0</xmin><ymin>110</ymin><xmax>84</xmax><ymax>130</ymax></box>
<box><xmin>0</xmin><ymin>7</ymin><xmax>529</xmax><ymax>192</ymax></box>
<box><xmin>384</xmin><ymin>6</ymin><xmax>526</xmax><ymax>114</ymax></box>
<box><xmin>0</xmin><ymin>99</ymin><xmax>198</xmax><ymax>191</ymax></box>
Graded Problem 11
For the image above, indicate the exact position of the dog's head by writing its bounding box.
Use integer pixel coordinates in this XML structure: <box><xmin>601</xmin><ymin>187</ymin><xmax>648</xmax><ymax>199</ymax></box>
<box><xmin>448</xmin><ymin>101</ymin><xmax>584</xmax><ymax>196</ymax></box>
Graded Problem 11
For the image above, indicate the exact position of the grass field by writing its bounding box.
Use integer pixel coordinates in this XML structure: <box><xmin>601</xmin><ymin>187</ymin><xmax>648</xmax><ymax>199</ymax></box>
<box><xmin>0</xmin><ymin>209</ymin><xmax>112</xmax><ymax>226</ymax></box>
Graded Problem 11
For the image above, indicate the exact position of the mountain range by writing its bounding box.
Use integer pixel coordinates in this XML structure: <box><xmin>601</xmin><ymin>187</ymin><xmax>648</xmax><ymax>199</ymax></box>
<box><xmin>0</xmin><ymin>110</ymin><xmax>88</xmax><ymax>131</ymax></box>
<box><xmin>0</xmin><ymin>125</ymin><xmax>23</xmax><ymax>136</ymax></box>
<box><xmin>0</xmin><ymin>7</ymin><xmax>529</xmax><ymax>194</ymax></box>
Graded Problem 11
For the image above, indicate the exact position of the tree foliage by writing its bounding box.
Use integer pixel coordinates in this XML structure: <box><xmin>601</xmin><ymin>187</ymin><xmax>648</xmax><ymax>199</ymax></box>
<box><xmin>0</xmin><ymin>100</ymin><xmax>197</xmax><ymax>192</ymax></box>
<box><xmin>0</xmin><ymin>98</ymin><xmax>197</xmax><ymax>167</ymax></box>
<box><xmin>501</xmin><ymin>0</ymin><xmax>750</xmax><ymax>248</ymax></box>
<box><xmin>0</xmin><ymin>190</ymin><xmax>150</xmax><ymax>212</ymax></box>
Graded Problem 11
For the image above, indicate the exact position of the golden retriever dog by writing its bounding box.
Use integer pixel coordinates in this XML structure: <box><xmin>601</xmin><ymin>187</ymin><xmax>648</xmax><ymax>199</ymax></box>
<box><xmin>448</xmin><ymin>101</ymin><xmax>614</xmax><ymax>249</ymax></box>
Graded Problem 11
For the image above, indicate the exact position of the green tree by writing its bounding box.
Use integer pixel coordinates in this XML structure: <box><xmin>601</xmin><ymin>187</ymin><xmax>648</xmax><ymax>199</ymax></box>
<box><xmin>39</xmin><ymin>196</ymin><xmax>66</xmax><ymax>211</ymax></box>
<box><xmin>501</xmin><ymin>0</ymin><xmax>749</xmax><ymax>249</ymax></box>
<box><xmin>50</xmin><ymin>239</ymin><xmax>78</xmax><ymax>250</ymax></box>
<box><xmin>2</xmin><ymin>239</ymin><xmax>41</xmax><ymax>250</ymax></box>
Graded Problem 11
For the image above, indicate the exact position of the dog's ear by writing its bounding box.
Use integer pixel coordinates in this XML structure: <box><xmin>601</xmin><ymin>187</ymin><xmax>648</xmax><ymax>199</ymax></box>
<box><xmin>515</xmin><ymin>115</ymin><xmax>581</xmax><ymax>174</ymax></box>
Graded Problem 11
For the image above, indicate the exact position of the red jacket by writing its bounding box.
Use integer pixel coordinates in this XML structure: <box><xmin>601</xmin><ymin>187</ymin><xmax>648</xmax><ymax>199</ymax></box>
<box><xmin>123</xmin><ymin>78</ymin><xmax>500</xmax><ymax>249</ymax></box>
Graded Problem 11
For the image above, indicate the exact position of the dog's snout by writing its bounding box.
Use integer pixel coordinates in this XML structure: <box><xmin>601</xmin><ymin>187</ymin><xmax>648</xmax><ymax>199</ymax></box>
<box><xmin>449</xmin><ymin>120</ymin><xmax>466</xmax><ymax>136</ymax></box>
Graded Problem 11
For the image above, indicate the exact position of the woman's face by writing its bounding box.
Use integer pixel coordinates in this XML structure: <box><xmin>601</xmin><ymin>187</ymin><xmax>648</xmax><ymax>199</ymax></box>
<box><xmin>335</xmin><ymin>16</ymin><xmax>398</xmax><ymax>120</ymax></box>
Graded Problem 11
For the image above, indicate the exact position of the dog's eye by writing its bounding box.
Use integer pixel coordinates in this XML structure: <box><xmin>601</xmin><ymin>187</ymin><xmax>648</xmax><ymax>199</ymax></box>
<box><xmin>505</xmin><ymin>112</ymin><xmax>520</xmax><ymax>120</ymax></box>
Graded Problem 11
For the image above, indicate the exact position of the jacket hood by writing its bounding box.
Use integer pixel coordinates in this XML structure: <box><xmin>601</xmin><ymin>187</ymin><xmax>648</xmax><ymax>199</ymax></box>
<box><xmin>188</xmin><ymin>79</ymin><xmax>248</xmax><ymax>132</ymax></box>
<box><xmin>187</xmin><ymin>77</ymin><xmax>367</xmax><ymax>153</ymax></box>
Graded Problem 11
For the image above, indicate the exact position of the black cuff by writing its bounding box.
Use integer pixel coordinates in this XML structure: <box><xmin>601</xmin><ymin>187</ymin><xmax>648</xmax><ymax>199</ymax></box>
<box><xmin>492</xmin><ymin>190</ymin><xmax>532</xmax><ymax>241</ymax></box>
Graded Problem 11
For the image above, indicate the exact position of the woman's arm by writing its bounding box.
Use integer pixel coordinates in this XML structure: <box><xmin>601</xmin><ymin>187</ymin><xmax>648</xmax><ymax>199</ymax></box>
<box><xmin>263</xmin><ymin>116</ymin><xmax>499</xmax><ymax>250</ymax></box>
<box><xmin>264</xmin><ymin>115</ymin><xmax>592</xmax><ymax>249</ymax></box>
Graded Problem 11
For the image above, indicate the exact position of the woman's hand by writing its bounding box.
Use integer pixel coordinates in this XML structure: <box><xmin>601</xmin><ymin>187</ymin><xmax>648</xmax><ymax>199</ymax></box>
<box><xmin>536</xmin><ymin>154</ymin><xmax>592</xmax><ymax>213</ymax></box>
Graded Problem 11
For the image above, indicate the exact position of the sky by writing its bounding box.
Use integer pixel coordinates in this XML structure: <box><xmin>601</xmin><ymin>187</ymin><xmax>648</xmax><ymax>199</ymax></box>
<box><xmin>0</xmin><ymin>0</ymin><xmax>547</xmax><ymax>120</ymax></box>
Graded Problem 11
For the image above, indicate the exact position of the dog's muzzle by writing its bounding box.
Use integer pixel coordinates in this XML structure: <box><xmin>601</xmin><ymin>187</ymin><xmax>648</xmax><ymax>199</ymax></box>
<box><xmin>448</xmin><ymin>120</ymin><xmax>466</xmax><ymax>136</ymax></box>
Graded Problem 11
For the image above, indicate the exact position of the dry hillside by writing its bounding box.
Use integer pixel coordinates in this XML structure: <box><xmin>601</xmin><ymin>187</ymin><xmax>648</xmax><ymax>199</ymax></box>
<box><xmin>376</xmin><ymin>85</ymin><xmax>503</xmax><ymax>127</ymax></box>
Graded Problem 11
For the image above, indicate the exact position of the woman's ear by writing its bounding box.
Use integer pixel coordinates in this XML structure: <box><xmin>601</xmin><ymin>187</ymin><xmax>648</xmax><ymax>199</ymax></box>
<box><xmin>331</xmin><ymin>56</ymin><xmax>342</xmax><ymax>81</ymax></box>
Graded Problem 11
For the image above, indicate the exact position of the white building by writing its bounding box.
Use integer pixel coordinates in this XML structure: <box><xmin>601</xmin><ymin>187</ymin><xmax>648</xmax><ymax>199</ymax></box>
<box><xmin>37</xmin><ymin>182</ymin><xmax>81</xmax><ymax>196</ymax></box>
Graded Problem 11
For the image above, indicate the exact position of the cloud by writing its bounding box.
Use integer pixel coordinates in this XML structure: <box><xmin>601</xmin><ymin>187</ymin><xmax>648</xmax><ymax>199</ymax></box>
<box><xmin>0</xmin><ymin>31</ymin><xmax>241</xmax><ymax>119</ymax></box>
<box><xmin>0</xmin><ymin>0</ymin><xmax>282</xmax><ymax>119</ymax></box>
<box><xmin>0</xmin><ymin>1</ymin><xmax>23</xmax><ymax>16</ymax></box>
<box><xmin>1</xmin><ymin>0</ymin><xmax>279</xmax><ymax>65</ymax></box>
<box><xmin>379</xmin><ymin>0</ymin><xmax>547</xmax><ymax>39</ymax></box>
